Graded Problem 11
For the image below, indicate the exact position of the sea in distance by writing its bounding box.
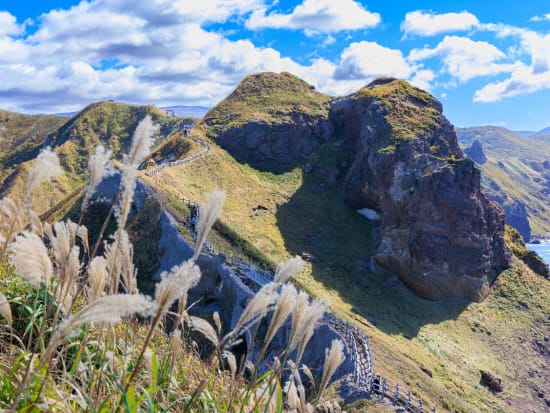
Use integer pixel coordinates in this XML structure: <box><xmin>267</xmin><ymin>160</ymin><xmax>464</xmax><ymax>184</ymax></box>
<box><xmin>527</xmin><ymin>241</ymin><xmax>550</xmax><ymax>265</ymax></box>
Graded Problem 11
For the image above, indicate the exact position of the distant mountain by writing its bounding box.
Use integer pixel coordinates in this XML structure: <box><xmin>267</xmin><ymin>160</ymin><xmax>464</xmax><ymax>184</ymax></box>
<box><xmin>161</xmin><ymin>105</ymin><xmax>209</xmax><ymax>119</ymax></box>
<box><xmin>456</xmin><ymin>126</ymin><xmax>550</xmax><ymax>241</ymax></box>
<box><xmin>514</xmin><ymin>126</ymin><xmax>550</xmax><ymax>137</ymax></box>
<box><xmin>55</xmin><ymin>105</ymin><xmax>209</xmax><ymax>120</ymax></box>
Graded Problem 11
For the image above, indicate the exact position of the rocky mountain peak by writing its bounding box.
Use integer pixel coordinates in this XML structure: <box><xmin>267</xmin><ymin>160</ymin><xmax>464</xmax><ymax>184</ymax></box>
<box><xmin>331</xmin><ymin>78</ymin><xmax>511</xmax><ymax>301</ymax></box>
<box><xmin>464</xmin><ymin>139</ymin><xmax>487</xmax><ymax>164</ymax></box>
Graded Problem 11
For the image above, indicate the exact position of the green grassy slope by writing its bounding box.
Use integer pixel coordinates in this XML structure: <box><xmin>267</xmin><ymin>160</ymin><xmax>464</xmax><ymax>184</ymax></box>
<box><xmin>0</xmin><ymin>102</ymin><xmax>180</xmax><ymax>215</ymax></box>
<box><xmin>201</xmin><ymin>71</ymin><xmax>332</xmax><ymax>136</ymax></box>
<box><xmin>457</xmin><ymin>126</ymin><xmax>550</xmax><ymax>237</ymax></box>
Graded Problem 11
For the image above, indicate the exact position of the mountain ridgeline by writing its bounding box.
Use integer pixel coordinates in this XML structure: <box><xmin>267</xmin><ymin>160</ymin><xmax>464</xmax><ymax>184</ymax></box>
<box><xmin>200</xmin><ymin>74</ymin><xmax>512</xmax><ymax>301</ymax></box>
<box><xmin>456</xmin><ymin>126</ymin><xmax>550</xmax><ymax>242</ymax></box>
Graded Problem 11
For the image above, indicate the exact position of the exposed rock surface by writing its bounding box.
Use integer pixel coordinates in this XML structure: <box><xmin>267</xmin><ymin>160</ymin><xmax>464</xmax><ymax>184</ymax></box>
<box><xmin>503</xmin><ymin>200</ymin><xmax>531</xmax><ymax>242</ymax></box>
<box><xmin>331</xmin><ymin>78</ymin><xmax>511</xmax><ymax>301</ymax></box>
<box><xmin>464</xmin><ymin>139</ymin><xmax>487</xmax><ymax>164</ymax></box>
<box><xmin>215</xmin><ymin>115</ymin><xmax>333</xmax><ymax>164</ymax></box>
<box><xmin>201</xmin><ymin>72</ymin><xmax>333</xmax><ymax>165</ymax></box>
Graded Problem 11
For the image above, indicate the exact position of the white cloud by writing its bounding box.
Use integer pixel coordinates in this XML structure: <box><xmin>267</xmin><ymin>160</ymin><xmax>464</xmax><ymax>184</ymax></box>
<box><xmin>246</xmin><ymin>0</ymin><xmax>381</xmax><ymax>33</ymax></box>
<box><xmin>335</xmin><ymin>41</ymin><xmax>414</xmax><ymax>81</ymax></box>
<box><xmin>529</xmin><ymin>13</ymin><xmax>550</xmax><ymax>22</ymax></box>
<box><xmin>410</xmin><ymin>69</ymin><xmax>435</xmax><ymax>91</ymax></box>
<box><xmin>409</xmin><ymin>36</ymin><xmax>515</xmax><ymax>82</ymax></box>
<box><xmin>0</xmin><ymin>11</ymin><xmax>26</xmax><ymax>36</ymax></box>
<box><xmin>474</xmin><ymin>31</ymin><xmax>550</xmax><ymax>102</ymax></box>
<box><xmin>401</xmin><ymin>10</ymin><xmax>479</xmax><ymax>37</ymax></box>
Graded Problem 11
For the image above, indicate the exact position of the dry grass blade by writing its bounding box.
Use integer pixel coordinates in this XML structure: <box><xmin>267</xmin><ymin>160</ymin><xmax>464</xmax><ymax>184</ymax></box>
<box><xmin>0</xmin><ymin>291</ymin><xmax>12</xmax><ymax>326</ymax></box>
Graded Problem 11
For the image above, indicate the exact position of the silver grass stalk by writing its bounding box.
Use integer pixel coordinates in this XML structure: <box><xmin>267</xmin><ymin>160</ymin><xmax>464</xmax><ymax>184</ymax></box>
<box><xmin>23</xmin><ymin>147</ymin><xmax>63</xmax><ymax>210</ymax></box>
<box><xmin>46</xmin><ymin>294</ymin><xmax>154</xmax><ymax>356</ymax></box>
<box><xmin>232</xmin><ymin>284</ymin><xmax>278</xmax><ymax>337</ymax></box>
<box><xmin>125</xmin><ymin>115</ymin><xmax>158</xmax><ymax>168</ymax></box>
<box><xmin>213</xmin><ymin>311</ymin><xmax>222</xmax><ymax>334</ymax></box>
<box><xmin>86</xmin><ymin>256</ymin><xmax>108</xmax><ymax>302</ymax></box>
<box><xmin>28</xmin><ymin>209</ymin><xmax>43</xmax><ymax>237</ymax></box>
<box><xmin>0</xmin><ymin>291</ymin><xmax>12</xmax><ymax>326</ymax></box>
<box><xmin>154</xmin><ymin>261</ymin><xmax>201</xmax><ymax>318</ymax></box>
<box><xmin>81</xmin><ymin>145</ymin><xmax>113</xmax><ymax>213</ymax></box>
<box><xmin>9</xmin><ymin>231</ymin><xmax>53</xmax><ymax>286</ymax></box>
<box><xmin>193</xmin><ymin>190</ymin><xmax>225</xmax><ymax>261</ymax></box>
<box><xmin>317</xmin><ymin>339</ymin><xmax>345</xmax><ymax>401</ymax></box>
<box><xmin>116</xmin><ymin>165</ymin><xmax>137</xmax><ymax>230</ymax></box>
<box><xmin>190</xmin><ymin>316</ymin><xmax>219</xmax><ymax>346</ymax></box>
<box><xmin>119</xmin><ymin>230</ymin><xmax>138</xmax><ymax>294</ymax></box>
<box><xmin>50</xmin><ymin>221</ymin><xmax>73</xmax><ymax>270</ymax></box>
<box><xmin>0</xmin><ymin>197</ymin><xmax>20</xmax><ymax>253</ymax></box>
<box><xmin>57</xmin><ymin>246</ymin><xmax>81</xmax><ymax>312</ymax></box>
<box><xmin>223</xmin><ymin>351</ymin><xmax>237</xmax><ymax>379</ymax></box>
<box><xmin>262</xmin><ymin>284</ymin><xmax>297</xmax><ymax>353</ymax></box>
<box><xmin>288</xmin><ymin>297</ymin><xmax>326</xmax><ymax>365</ymax></box>
<box><xmin>77</xmin><ymin>225</ymin><xmax>89</xmax><ymax>255</ymax></box>
<box><xmin>274</xmin><ymin>255</ymin><xmax>304</xmax><ymax>284</ymax></box>
<box><xmin>104</xmin><ymin>237</ymin><xmax>122</xmax><ymax>294</ymax></box>
<box><xmin>284</xmin><ymin>375</ymin><xmax>301</xmax><ymax>411</ymax></box>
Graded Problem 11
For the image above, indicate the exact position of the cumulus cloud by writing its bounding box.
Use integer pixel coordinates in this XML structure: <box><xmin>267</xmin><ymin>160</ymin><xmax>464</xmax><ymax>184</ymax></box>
<box><xmin>246</xmin><ymin>0</ymin><xmax>381</xmax><ymax>34</ymax></box>
<box><xmin>409</xmin><ymin>36</ymin><xmax>515</xmax><ymax>82</ymax></box>
<box><xmin>334</xmin><ymin>41</ymin><xmax>414</xmax><ymax>82</ymax></box>
<box><xmin>401</xmin><ymin>10</ymin><xmax>479</xmax><ymax>37</ymax></box>
<box><xmin>473</xmin><ymin>31</ymin><xmax>550</xmax><ymax>102</ymax></box>
<box><xmin>529</xmin><ymin>13</ymin><xmax>550</xmax><ymax>22</ymax></box>
<box><xmin>0</xmin><ymin>11</ymin><xmax>27</xmax><ymax>36</ymax></box>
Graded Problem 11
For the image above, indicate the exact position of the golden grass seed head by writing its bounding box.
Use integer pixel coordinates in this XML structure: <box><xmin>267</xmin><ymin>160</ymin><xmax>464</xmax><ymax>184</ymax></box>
<box><xmin>9</xmin><ymin>230</ymin><xmax>53</xmax><ymax>287</ymax></box>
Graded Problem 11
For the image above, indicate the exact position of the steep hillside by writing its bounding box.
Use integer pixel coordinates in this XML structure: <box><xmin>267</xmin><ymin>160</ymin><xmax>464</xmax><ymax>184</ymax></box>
<box><xmin>140</xmin><ymin>74</ymin><xmax>548</xmax><ymax>412</ymax></box>
<box><xmin>0</xmin><ymin>102</ymin><xmax>181</xmax><ymax>214</ymax></box>
<box><xmin>457</xmin><ymin>126</ymin><xmax>550</xmax><ymax>240</ymax></box>
<box><xmin>201</xmin><ymin>71</ymin><xmax>333</xmax><ymax>165</ymax></box>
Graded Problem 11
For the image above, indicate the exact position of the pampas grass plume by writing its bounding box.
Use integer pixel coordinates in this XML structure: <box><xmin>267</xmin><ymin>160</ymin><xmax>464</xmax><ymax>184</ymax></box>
<box><xmin>47</xmin><ymin>294</ymin><xmax>154</xmax><ymax>352</ymax></box>
<box><xmin>318</xmin><ymin>339</ymin><xmax>345</xmax><ymax>401</ymax></box>
<box><xmin>23</xmin><ymin>147</ymin><xmax>63</xmax><ymax>209</ymax></box>
<box><xmin>190</xmin><ymin>316</ymin><xmax>219</xmax><ymax>346</ymax></box>
<box><xmin>86</xmin><ymin>256</ymin><xmax>108</xmax><ymax>302</ymax></box>
<box><xmin>0</xmin><ymin>291</ymin><xmax>12</xmax><ymax>326</ymax></box>
<box><xmin>126</xmin><ymin>115</ymin><xmax>158</xmax><ymax>168</ymax></box>
<box><xmin>263</xmin><ymin>283</ymin><xmax>297</xmax><ymax>352</ymax></box>
<box><xmin>232</xmin><ymin>284</ymin><xmax>277</xmax><ymax>336</ymax></box>
<box><xmin>193</xmin><ymin>190</ymin><xmax>225</xmax><ymax>260</ymax></box>
<box><xmin>9</xmin><ymin>231</ymin><xmax>53</xmax><ymax>286</ymax></box>
<box><xmin>82</xmin><ymin>145</ymin><xmax>113</xmax><ymax>213</ymax></box>
<box><xmin>154</xmin><ymin>261</ymin><xmax>201</xmax><ymax>318</ymax></box>
<box><xmin>274</xmin><ymin>255</ymin><xmax>303</xmax><ymax>284</ymax></box>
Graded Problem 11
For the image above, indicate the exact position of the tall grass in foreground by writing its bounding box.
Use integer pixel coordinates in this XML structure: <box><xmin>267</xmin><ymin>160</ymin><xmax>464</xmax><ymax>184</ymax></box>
<box><xmin>0</xmin><ymin>116</ymin><xmax>344</xmax><ymax>412</ymax></box>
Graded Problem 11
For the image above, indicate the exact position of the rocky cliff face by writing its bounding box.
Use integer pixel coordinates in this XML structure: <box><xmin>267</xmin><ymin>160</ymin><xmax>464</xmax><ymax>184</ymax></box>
<box><xmin>201</xmin><ymin>72</ymin><xmax>333</xmax><ymax>165</ymax></box>
<box><xmin>331</xmin><ymin>78</ymin><xmax>511</xmax><ymax>301</ymax></box>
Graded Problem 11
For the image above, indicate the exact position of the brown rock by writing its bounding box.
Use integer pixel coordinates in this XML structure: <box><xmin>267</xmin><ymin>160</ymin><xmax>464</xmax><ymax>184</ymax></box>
<box><xmin>480</xmin><ymin>370</ymin><xmax>503</xmax><ymax>392</ymax></box>
<box><xmin>332</xmin><ymin>78</ymin><xmax>511</xmax><ymax>301</ymax></box>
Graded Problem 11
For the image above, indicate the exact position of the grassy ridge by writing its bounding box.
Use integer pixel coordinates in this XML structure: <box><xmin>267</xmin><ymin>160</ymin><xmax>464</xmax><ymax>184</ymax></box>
<box><xmin>201</xmin><ymin>71</ymin><xmax>332</xmax><ymax>136</ymax></box>
<box><xmin>457</xmin><ymin>126</ymin><xmax>550</xmax><ymax>236</ymax></box>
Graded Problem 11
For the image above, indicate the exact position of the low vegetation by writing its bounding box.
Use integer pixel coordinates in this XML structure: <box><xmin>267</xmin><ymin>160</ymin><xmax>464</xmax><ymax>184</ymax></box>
<box><xmin>201</xmin><ymin>72</ymin><xmax>332</xmax><ymax>136</ymax></box>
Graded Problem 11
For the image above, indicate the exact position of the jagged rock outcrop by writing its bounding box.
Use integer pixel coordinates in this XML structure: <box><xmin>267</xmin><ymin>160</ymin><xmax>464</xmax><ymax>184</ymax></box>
<box><xmin>331</xmin><ymin>78</ymin><xmax>511</xmax><ymax>301</ymax></box>
<box><xmin>201</xmin><ymin>72</ymin><xmax>333</xmax><ymax>165</ymax></box>
<box><xmin>465</xmin><ymin>140</ymin><xmax>487</xmax><ymax>164</ymax></box>
<box><xmin>503</xmin><ymin>200</ymin><xmax>531</xmax><ymax>243</ymax></box>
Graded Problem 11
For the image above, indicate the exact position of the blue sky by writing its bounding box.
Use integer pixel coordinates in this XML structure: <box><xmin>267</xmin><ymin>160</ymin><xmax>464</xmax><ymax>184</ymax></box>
<box><xmin>1</xmin><ymin>1</ymin><xmax>550</xmax><ymax>130</ymax></box>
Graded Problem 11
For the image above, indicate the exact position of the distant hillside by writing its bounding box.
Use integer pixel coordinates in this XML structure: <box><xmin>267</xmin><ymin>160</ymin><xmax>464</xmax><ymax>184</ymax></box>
<box><xmin>0</xmin><ymin>101</ymin><xmax>181</xmax><ymax>214</ymax></box>
<box><xmin>515</xmin><ymin>126</ymin><xmax>550</xmax><ymax>137</ymax></box>
<box><xmin>456</xmin><ymin>126</ymin><xmax>550</xmax><ymax>240</ymax></box>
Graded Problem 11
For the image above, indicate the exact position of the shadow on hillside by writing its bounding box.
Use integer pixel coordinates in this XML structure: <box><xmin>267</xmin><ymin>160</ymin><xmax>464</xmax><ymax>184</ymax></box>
<box><xmin>274</xmin><ymin>151</ymin><xmax>471</xmax><ymax>339</ymax></box>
